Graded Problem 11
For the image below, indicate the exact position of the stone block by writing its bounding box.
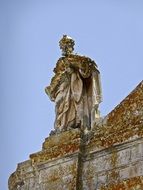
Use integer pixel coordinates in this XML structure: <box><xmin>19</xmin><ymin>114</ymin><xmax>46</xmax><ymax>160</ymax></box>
<box><xmin>130</xmin><ymin>142</ymin><xmax>143</xmax><ymax>162</ymax></box>
<box><xmin>116</xmin><ymin>148</ymin><xmax>131</xmax><ymax>167</ymax></box>
<box><xmin>120</xmin><ymin>161</ymin><xmax>143</xmax><ymax>181</ymax></box>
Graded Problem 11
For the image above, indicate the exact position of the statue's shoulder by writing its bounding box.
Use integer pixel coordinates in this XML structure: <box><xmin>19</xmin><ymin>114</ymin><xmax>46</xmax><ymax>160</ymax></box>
<box><xmin>73</xmin><ymin>54</ymin><xmax>98</xmax><ymax>68</ymax></box>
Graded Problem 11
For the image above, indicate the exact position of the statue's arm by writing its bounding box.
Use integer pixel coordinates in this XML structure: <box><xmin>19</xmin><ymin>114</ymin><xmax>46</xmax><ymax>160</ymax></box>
<box><xmin>45</xmin><ymin>59</ymin><xmax>65</xmax><ymax>101</ymax></box>
<box><xmin>45</xmin><ymin>72</ymin><xmax>62</xmax><ymax>101</ymax></box>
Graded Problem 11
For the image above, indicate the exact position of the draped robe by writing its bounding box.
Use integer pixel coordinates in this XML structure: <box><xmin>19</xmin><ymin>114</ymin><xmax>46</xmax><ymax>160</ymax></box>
<box><xmin>45</xmin><ymin>54</ymin><xmax>102</xmax><ymax>131</ymax></box>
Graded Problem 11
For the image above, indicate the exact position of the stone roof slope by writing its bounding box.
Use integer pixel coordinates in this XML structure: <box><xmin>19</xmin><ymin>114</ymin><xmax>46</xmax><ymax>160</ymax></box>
<box><xmin>91</xmin><ymin>81</ymin><xmax>143</xmax><ymax>148</ymax></box>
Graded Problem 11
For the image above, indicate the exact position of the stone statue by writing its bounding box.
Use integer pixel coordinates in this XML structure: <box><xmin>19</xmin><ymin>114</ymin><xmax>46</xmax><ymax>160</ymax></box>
<box><xmin>45</xmin><ymin>35</ymin><xmax>102</xmax><ymax>132</ymax></box>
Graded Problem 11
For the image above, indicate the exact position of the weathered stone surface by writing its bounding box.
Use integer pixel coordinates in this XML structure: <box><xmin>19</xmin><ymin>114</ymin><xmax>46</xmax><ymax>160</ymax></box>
<box><xmin>9</xmin><ymin>129</ymin><xmax>83</xmax><ymax>190</ymax></box>
<box><xmin>82</xmin><ymin>138</ymin><xmax>143</xmax><ymax>189</ymax></box>
<box><xmin>8</xmin><ymin>81</ymin><xmax>143</xmax><ymax>190</ymax></box>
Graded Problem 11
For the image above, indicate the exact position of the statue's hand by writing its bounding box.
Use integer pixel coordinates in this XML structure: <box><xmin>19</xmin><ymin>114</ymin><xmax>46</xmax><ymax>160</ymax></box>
<box><xmin>70</xmin><ymin>62</ymin><xmax>82</xmax><ymax>70</ymax></box>
<box><xmin>64</xmin><ymin>60</ymin><xmax>77</xmax><ymax>72</ymax></box>
<box><xmin>45</xmin><ymin>86</ymin><xmax>55</xmax><ymax>101</ymax></box>
<box><xmin>45</xmin><ymin>86</ymin><xmax>51</xmax><ymax>96</ymax></box>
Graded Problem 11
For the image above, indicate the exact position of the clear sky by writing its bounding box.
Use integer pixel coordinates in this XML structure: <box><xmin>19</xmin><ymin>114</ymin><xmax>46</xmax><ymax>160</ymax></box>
<box><xmin>0</xmin><ymin>0</ymin><xmax>143</xmax><ymax>189</ymax></box>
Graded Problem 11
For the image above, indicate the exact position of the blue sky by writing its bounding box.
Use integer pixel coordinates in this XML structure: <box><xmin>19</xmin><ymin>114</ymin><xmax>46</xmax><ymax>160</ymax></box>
<box><xmin>0</xmin><ymin>0</ymin><xmax>143</xmax><ymax>189</ymax></box>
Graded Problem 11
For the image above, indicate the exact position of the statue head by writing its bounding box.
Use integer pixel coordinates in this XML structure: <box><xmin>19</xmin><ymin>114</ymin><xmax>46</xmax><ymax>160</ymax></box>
<box><xmin>59</xmin><ymin>35</ymin><xmax>75</xmax><ymax>56</ymax></box>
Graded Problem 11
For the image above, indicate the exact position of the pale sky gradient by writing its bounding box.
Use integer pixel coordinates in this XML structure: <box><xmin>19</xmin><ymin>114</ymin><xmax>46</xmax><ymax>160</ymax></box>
<box><xmin>0</xmin><ymin>0</ymin><xmax>143</xmax><ymax>189</ymax></box>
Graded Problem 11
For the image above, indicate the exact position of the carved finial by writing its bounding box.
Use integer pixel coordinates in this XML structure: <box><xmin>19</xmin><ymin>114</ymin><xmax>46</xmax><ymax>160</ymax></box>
<box><xmin>59</xmin><ymin>35</ymin><xmax>75</xmax><ymax>56</ymax></box>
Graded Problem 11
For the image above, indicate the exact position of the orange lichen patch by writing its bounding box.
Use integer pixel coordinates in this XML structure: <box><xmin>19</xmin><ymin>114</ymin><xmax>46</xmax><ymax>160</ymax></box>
<box><xmin>89</xmin><ymin>81</ymin><xmax>143</xmax><ymax>149</ymax></box>
<box><xmin>109</xmin><ymin>170</ymin><xmax>119</xmax><ymax>181</ymax></box>
<box><xmin>108</xmin><ymin>151</ymin><xmax>120</xmax><ymax>182</ymax></box>
<box><xmin>110</xmin><ymin>150</ymin><xmax>118</xmax><ymax>167</ymax></box>
<box><xmin>100</xmin><ymin>176</ymin><xmax>143</xmax><ymax>190</ymax></box>
<box><xmin>30</xmin><ymin>141</ymin><xmax>80</xmax><ymax>163</ymax></box>
<box><xmin>48</xmin><ymin>173</ymin><xmax>60</xmax><ymax>182</ymax></box>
